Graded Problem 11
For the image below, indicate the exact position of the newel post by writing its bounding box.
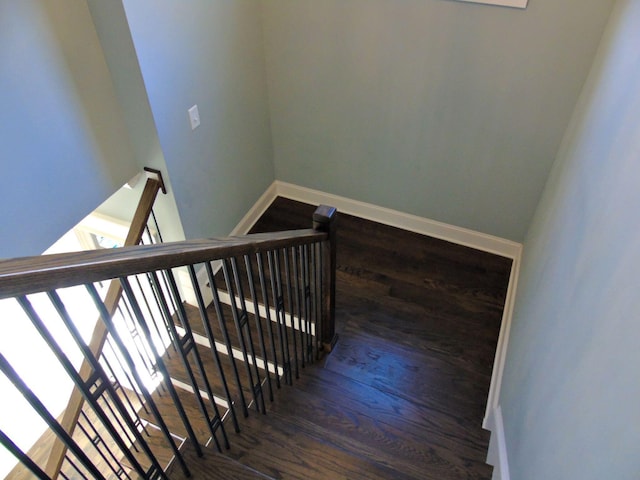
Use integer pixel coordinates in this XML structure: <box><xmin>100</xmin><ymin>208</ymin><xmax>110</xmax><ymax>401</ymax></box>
<box><xmin>313</xmin><ymin>205</ymin><xmax>338</xmax><ymax>352</ymax></box>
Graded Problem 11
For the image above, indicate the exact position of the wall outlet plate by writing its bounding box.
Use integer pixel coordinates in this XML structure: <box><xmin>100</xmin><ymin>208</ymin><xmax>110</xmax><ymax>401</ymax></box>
<box><xmin>188</xmin><ymin>104</ymin><xmax>200</xmax><ymax>130</ymax></box>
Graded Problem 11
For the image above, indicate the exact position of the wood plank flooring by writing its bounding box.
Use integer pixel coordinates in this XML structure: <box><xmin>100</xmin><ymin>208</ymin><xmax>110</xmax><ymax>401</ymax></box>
<box><xmin>169</xmin><ymin>196</ymin><xmax>512</xmax><ymax>479</ymax></box>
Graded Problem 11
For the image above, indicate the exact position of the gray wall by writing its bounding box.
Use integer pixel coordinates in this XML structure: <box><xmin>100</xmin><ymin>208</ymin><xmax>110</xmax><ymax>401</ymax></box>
<box><xmin>121</xmin><ymin>0</ymin><xmax>275</xmax><ymax>240</ymax></box>
<box><xmin>500</xmin><ymin>0</ymin><xmax>640</xmax><ymax>477</ymax></box>
<box><xmin>86</xmin><ymin>0</ymin><xmax>186</xmax><ymax>244</ymax></box>
<box><xmin>0</xmin><ymin>0</ymin><xmax>138</xmax><ymax>258</ymax></box>
<box><xmin>261</xmin><ymin>0</ymin><xmax>614</xmax><ymax>241</ymax></box>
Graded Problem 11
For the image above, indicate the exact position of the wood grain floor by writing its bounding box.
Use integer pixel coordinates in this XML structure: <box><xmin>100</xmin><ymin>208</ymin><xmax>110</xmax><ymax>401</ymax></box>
<box><xmin>169</xmin><ymin>196</ymin><xmax>512</xmax><ymax>479</ymax></box>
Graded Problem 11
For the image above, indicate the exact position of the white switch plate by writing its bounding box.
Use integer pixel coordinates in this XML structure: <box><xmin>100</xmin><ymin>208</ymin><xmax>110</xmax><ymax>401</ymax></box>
<box><xmin>188</xmin><ymin>105</ymin><xmax>200</xmax><ymax>130</ymax></box>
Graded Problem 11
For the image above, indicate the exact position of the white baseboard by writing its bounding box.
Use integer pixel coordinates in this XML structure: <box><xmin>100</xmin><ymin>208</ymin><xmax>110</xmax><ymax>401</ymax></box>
<box><xmin>230</xmin><ymin>182</ymin><xmax>279</xmax><ymax>236</ymax></box>
<box><xmin>274</xmin><ymin>181</ymin><xmax>522</xmax><ymax>259</ymax></box>
<box><xmin>486</xmin><ymin>406</ymin><xmax>511</xmax><ymax>480</ymax></box>
<box><xmin>483</xmin><ymin>253</ymin><xmax>521</xmax><ymax>429</ymax></box>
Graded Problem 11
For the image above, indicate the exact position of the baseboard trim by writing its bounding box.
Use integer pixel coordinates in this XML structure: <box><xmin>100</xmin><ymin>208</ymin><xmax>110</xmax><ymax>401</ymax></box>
<box><xmin>483</xmin><ymin>253</ymin><xmax>521</xmax><ymax>429</ymax></box>
<box><xmin>486</xmin><ymin>406</ymin><xmax>511</xmax><ymax>480</ymax></box>
<box><xmin>230</xmin><ymin>182</ymin><xmax>279</xmax><ymax>236</ymax></box>
<box><xmin>274</xmin><ymin>181</ymin><xmax>522</xmax><ymax>259</ymax></box>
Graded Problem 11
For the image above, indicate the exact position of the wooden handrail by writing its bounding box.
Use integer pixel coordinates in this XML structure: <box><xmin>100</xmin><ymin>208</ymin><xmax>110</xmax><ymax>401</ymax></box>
<box><xmin>1</xmin><ymin>197</ymin><xmax>336</xmax><ymax>479</ymax></box>
<box><xmin>44</xmin><ymin>174</ymin><xmax>164</xmax><ymax>478</ymax></box>
<box><xmin>0</xmin><ymin>230</ymin><xmax>326</xmax><ymax>299</ymax></box>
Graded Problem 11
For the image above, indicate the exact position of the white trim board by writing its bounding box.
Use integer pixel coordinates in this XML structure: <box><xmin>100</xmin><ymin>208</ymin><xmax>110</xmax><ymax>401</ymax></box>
<box><xmin>453</xmin><ymin>0</ymin><xmax>528</xmax><ymax>8</ymax></box>
<box><xmin>274</xmin><ymin>181</ymin><xmax>522</xmax><ymax>260</ymax></box>
<box><xmin>486</xmin><ymin>406</ymin><xmax>511</xmax><ymax>480</ymax></box>
<box><xmin>483</xmin><ymin>253</ymin><xmax>521</xmax><ymax>428</ymax></box>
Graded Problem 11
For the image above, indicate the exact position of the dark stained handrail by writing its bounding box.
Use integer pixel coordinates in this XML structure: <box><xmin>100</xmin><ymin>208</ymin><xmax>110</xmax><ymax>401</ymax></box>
<box><xmin>0</xmin><ymin>230</ymin><xmax>327</xmax><ymax>299</ymax></box>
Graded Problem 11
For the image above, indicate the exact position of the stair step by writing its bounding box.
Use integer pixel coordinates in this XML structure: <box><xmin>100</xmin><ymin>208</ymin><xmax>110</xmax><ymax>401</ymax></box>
<box><xmin>324</xmin><ymin>330</ymin><xmax>490</xmax><ymax>422</ymax></box>
<box><xmin>182</xmin><ymin>298</ymin><xmax>315</xmax><ymax>380</ymax></box>
<box><xmin>119</xmin><ymin>421</ymin><xmax>182</xmax><ymax>475</ymax></box>
<box><xmin>137</xmin><ymin>380</ymin><xmax>226</xmax><ymax>447</ymax></box>
<box><xmin>266</xmin><ymin>365</ymin><xmax>494</xmax><ymax>479</ymax></box>
<box><xmin>167</xmin><ymin>442</ymin><xmax>275</xmax><ymax>480</ymax></box>
<box><xmin>222</xmin><ymin>410</ymin><xmax>416</xmax><ymax>480</ymax></box>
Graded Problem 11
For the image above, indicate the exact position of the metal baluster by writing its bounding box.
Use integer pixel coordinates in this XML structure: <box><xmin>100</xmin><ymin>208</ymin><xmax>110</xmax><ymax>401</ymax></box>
<box><xmin>221</xmin><ymin>259</ymin><xmax>262</xmax><ymax>413</ymax></box>
<box><xmin>205</xmin><ymin>262</ymin><xmax>249</xmax><ymax>418</ymax></box>
<box><xmin>158</xmin><ymin>269</ymin><xmax>227</xmax><ymax>452</ymax></box>
<box><xmin>85</xmin><ymin>284</ymin><xmax>184</xmax><ymax>478</ymax></box>
<box><xmin>76</xmin><ymin>412</ymin><xmax>132</xmax><ymax>480</ymax></box>
<box><xmin>115</xmin><ymin>300</ymin><xmax>158</xmax><ymax>380</ymax></box>
<box><xmin>268</xmin><ymin>250</ymin><xmax>292</xmax><ymax>385</ymax></box>
<box><xmin>256</xmin><ymin>251</ymin><xmax>280</xmax><ymax>393</ymax></box>
<box><xmin>316</xmin><ymin>242</ymin><xmax>325</xmax><ymax>357</ymax></box>
<box><xmin>0</xmin><ymin>349</ymin><xmax>109</xmax><ymax>480</ymax></box>
<box><xmin>187</xmin><ymin>263</ymin><xmax>239</xmax><ymax>436</ymax></box>
<box><xmin>39</xmin><ymin>291</ymin><xmax>166</xmax><ymax>479</ymax></box>
<box><xmin>118</xmin><ymin>277</ymin><xmax>204</xmax><ymax>460</ymax></box>
<box><xmin>244</xmin><ymin>254</ymin><xmax>274</xmax><ymax>402</ymax></box>
<box><xmin>0</xmin><ymin>427</ymin><xmax>51</xmax><ymax>480</ymax></box>
<box><xmin>150</xmin><ymin>208</ymin><xmax>164</xmax><ymax>243</ymax></box>
<box><xmin>98</xmin><ymin>352</ymin><xmax>147</xmax><ymax>439</ymax></box>
<box><xmin>146</xmin><ymin>271</ymin><xmax>178</xmax><ymax>356</ymax></box>
<box><xmin>291</xmin><ymin>246</ymin><xmax>305</xmax><ymax>369</ymax></box>
<box><xmin>134</xmin><ymin>275</ymin><xmax>171</xmax><ymax>356</ymax></box>
<box><xmin>282</xmin><ymin>248</ymin><xmax>299</xmax><ymax>380</ymax></box>
<box><xmin>104</xmin><ymin>337</ymin><xmax>150</xmax><ymax>415</ymax></box>
<box><xmin>230</xmin><ymin>257</ymin><xmax>267</xmax><ymax>413</ymax></box>
<box><xmin>301</xmin><ymin>244</ymin><xmax>313</xmax><ymax>364</ymax></box>
<box><xmin>63</xmin><ymin>454</ymin><xmax>90</xmax><ymax>480</ymax></box>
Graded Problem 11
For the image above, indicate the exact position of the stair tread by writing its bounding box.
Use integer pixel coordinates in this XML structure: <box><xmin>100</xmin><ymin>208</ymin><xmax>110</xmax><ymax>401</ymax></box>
<box><xmin>267</xmin><ymin>365</ymin><xmax>493</xmax><ymax>479</ymax></box>
<box><xmin>325</xmin><ymin>330</ymin><xmax>491</xmax><ymax>418</ymax></box>
<box><xmin>224</xmin><ymin>410</ymin><xmax>418</xmax><ymax>480</ymax></box>
<box><xmin>119</xmin><ymin>421</ymin><xmax>181</xmax><ymax>475</ymax></box>
<box><xmin>137</xmin><ymin>380</ymin><xmax>225</xmax><ymax>447</ymax></box>
<box><xmin>167</xmin><ymin>442</ymin><xmax>275</xmax><ymax>480</ymax></box>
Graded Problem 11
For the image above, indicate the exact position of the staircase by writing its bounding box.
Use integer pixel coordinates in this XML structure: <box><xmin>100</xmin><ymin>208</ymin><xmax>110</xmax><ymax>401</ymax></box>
<box><xmin>166</xmin><ymin>198</ymin><xmax>512</xmax><ymax>479</ymax></box>
<box><xmin>0</xmin><ymin>195</ymin><xmax>512</xmax><ymax>480</ymax></box>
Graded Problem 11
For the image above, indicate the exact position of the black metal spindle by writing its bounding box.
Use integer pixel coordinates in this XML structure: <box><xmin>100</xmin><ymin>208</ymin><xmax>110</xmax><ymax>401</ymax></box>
<box><xmin>282</xmin><ymin>248</ymin><xmax>299</xmax><ymax>380</ymax></box>
<box><xmin>146</xmin><ymin>271</ymin><xmax>178</xmax><ymax>356</ymax></box>
<box><xmin>38</xmin><ymin>291</ymin><xmax>163</xmax><ymax>478</ymax></box>
<box><xmin>85</xmin><ymin>284</ymin><xmax>185</xmax><ymax>478</ymax></box>
<box><xmin>104</xmin><ymin>337</ymin><xmax>150</xmax><ymax>415</ymax></box>
<box><xmin>256</xmin><ymin>251</ymin><xmax>281</xmax><ymax>392</ymax></box>
<box><xmin>205</xmin><ymin>262</ymin><xmax>250</xmax><ymax>417</ymax></box>
<box><xmin>244</xmin><ymin>254</ymin><xmax>274</xmax><ymax>403</ymax></box>
<box><xmin>76</xmin><ymin>412</ymin><xmax>130</xmax><ymax>480</ymax></box>
<box><xmin>150</xmin><ymin>208</ymin><xmax>164</xmax><ymax>243</ymax></box>
<box><xmin>0</xmin><ymin>349</ymin><xmax>108</xmax><ymax>480</ymax></box>
<box><xmin>158</xmin><ymin>268</ymin><xmax>227</xmax><ymax>452</ymax></box>
<box><xmin>63</xmin><ymin>454</ymin><xmax>90</xmax><ymax>480</ymax></box>
<box><xmin>221</xmin><ymin>259</ymin><xmax>262</xmax><ymax>413</ymax></box>
<box><xmin>291</xmin><ymin>246</ymin><xmax>305</xmax><ymax>369</ymax></box>
<box><xmin>117</xmin><ymin>295</ymin><xmax>159</xmax><ymax>381</ymax></box>
<box><xmin>228</xmin><ymin>257</ymin><xmax>265</xmax><ymax>413</ymax></box>
<box><xmin>301</xmin><ymin>244</ymin><xmax>313</xmax><ymax>364</ymax></box>
<box><xmin>187</xmin><ymin>263</ymin><xmax>239</xmax><ymax>437</ymax></box>
<box><xmin>315</xmin><ymin>242</ymin><xmax>325</xmax><ymax>357</ymax></box>
<box><xmin>0</xmin><ymin>427</ymin><xmax>51</xmax><ymax>480</ymax></box>
<box><xmin>98</xmin><ymin>351</ymin><xmax>146</xmax><ymax>435</ymax></box>
<box><xmin>134</xmin><ymin>274</ymin><xmax>171</xmax><ymax>356</ymax></box>
<box><xmin>118</xmin><ymin>277</ymin><xmax>205</xmax><ymax>460</ymax></box>
<box><xmin>267</xmin><ymin>250</ymin><xmax>292</xmax><ymax>385</ymax></box>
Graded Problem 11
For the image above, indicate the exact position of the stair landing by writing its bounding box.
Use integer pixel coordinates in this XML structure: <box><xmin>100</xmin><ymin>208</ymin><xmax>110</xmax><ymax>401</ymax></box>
<box><xmin>167</xmin><ymin>197</ymin><xmax>512</xmax><ymax>479</ymax></box>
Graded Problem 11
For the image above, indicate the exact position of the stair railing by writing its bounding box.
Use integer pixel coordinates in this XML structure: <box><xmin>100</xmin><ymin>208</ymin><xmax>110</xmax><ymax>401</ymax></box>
<box><xmin>0</xmin><ymin>202</ymin><xmax>337</xmax><ymax>480</ymax></box>
<box><xmin>44</xmin><ymin>168</ymin><xmax>167</xmax><ymax>480</ymax></box>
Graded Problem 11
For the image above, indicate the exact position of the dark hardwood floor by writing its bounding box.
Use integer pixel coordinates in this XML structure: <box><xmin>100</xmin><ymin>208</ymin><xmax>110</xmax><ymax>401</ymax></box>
<box><xmin>170</xmin><ymin>196</ymin><xmax>512</xmax><ymax>479</ymax></box>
